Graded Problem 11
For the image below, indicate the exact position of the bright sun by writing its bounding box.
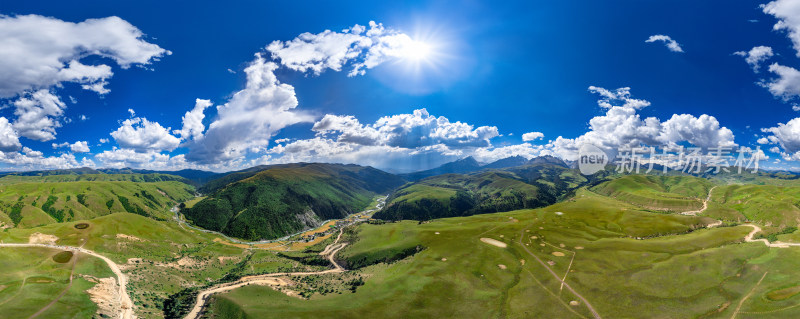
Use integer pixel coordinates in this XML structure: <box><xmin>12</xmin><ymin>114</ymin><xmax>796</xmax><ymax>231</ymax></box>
<box><xmin>404</xmin><ymin>40</ymin><xmax>432</xmax><ymax>61</ymax></box>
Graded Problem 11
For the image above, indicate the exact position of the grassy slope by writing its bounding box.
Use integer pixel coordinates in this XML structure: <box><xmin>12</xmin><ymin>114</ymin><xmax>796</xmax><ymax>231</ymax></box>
<box><xmin>184</xmin><ymin>163</ymin><xmax>404</xmax><ymax>241</ymax></box>
<box><xmin>210</xmin><ymin>187</ymin><xmax>800</xmax><ymax>318</ymax></box>
<box><xmin>0</xmin><ymin>212</ymin><xmax>306</xmax><ymax>318</ymax></box>
<box><xmin>375</xmin><ymin>164</ymin><xmax>588</xmax><ymax>221</ymax></box>
<box><xmin>0</xmin><ymin>174</ymin><xmax>195</xmax><ymax>228</ymax></box>
<box><xmin>704</xmin><ymin>184</ymin><xmax>800</xmax><ymax>230</ymax></box>
<box><xmin>0</xmin><ymin>247</ymin><xmax>111</xmax><ymax>318</ymax></box>
<box><xmin>590</xmin><ymin>175</ymin><xmax>714</xmax><ymax>212</ymax></box>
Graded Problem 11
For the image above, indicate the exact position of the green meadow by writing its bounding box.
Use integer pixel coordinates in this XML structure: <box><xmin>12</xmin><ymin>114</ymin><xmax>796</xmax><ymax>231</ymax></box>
<box><xmin>0</xmin><ymin>174</ymin><xmax>195</xmax><ymax>228</ymax></box>
<box><xmin>208</xmin><ymin>187</ymin><xmax>800</xmax><ymax>318</ymax></box>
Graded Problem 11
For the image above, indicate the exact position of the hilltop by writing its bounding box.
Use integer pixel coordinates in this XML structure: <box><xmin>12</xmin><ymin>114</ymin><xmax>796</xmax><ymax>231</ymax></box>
<box><xmin>182</xmin><ymin>163</ymin><xmax>405</xmax><ymax>240</ymax></box>
<box><xmin>376</xmin><ymin>162</ymin><xmax>590</xmax><ymax>221</ymax></box>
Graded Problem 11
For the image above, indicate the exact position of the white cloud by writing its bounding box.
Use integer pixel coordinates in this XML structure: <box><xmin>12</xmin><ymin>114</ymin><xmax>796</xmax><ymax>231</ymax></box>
<box><xmin>94</xmin><ymin>148</ymin><xmax>170</xmax><ymax>169</ymax></box>
<box><xmin>645</xmin><ymin>35</ymin><xmax>684</xmax><ymax>53</ymax></box>
<box><xmin>763</xmin><ymin>0</ymin><xmax>800</xmax><ymax>57</ymax></box>
<box><xmin>0</xmin><ymin>117</ymin><xmax>21</xmax><ymax>152</ymax></box>
<box><xmin>761</xmin><ymin>117</ymin><xmax>800</xmax><ymax>156</ymax></box>
<box><xmin>761</xmin><ymin>63</ymin><xmax>800</xmax><ymax>101</ymax></box>
<box><xmin>658</xmin><ymin>114</ymin><xmax>736</xmax><ymax>149</ymax></box>
<box><xmin>588</xmin><ymin>86</ymin><xmax>651</xmax><ymax>109</ymax></box>
<box><xmin>0</xmin><ymin>14</ymin><xmax>167</xmax><ymax>150</ymax></box>
<box><xmin>0</xmin><ymin>14</ymin><xmax>168</xmax><ymax>98</ymax></box>
<box><xmin>174</xmin><ymin>99</ymin><xmax>212</xmax><ymax>140</ymax></box>
<box><xmin>547</xmin><ymin>86</ymin><xmax>735</xmax><ymax>160</ymax></box>
<box><xmin>184</xmin><ymin>54</ymin><xmax>314</xmax><ymax>164</ymax></box>
<box><xmin>179</xmin><ymin>22</ymin><xmax>438</xmax><ymax>165</ymax></box>
<box><xmin>110</xmin><ymin>116</ymin><xmax>181</xmax><ymax>152</ymax></box>
<box><xmin>269</xmin><ymin>137</ymin><xmax>463</xmax><ymax>172</ymax></box>
<box><xmin>734</xmin><ymin>46</ymin><xmax>774</xmax><ymax>72</ymax></box>
<box><xmin>22</xmin><ymin>146</ymin><xmax>42</xmax><ymax>157</ymax></box>
<box><xmin>11</xmin><ymin>90</ymin><xmax>65</xmax><ymax>141</ymax></box>
<box><xmin>258</xmin><ymin>108</ymin><xmax>503</xmax><ymax>171</ymax></box>
<box><xmin>266</xmin><ymin>21</ymin><xmax>419</xmax><ymax>77</ymax></box>
<box><xmin>521</xmin><ymin>132</ymin><xmax>544</xmax><ymax>141</ymax></box>
<box><xmin>52</xmin><ymin>140</ymin><xmax>90</xmax><ymax>153</ymax></box>
<box><xmin>0</xmin><ymin>152</ymin><xmax>79</xmax><ymax>170</ymax></box>
<box><xmin>313</xmin><ymin>109</ymin><xmax>499</xmax><ymax>149</ymax></box>
<box><xmin>472</xmin><ymin>143</ymin><xmax>549</xmax><ymax>163</ymax></box>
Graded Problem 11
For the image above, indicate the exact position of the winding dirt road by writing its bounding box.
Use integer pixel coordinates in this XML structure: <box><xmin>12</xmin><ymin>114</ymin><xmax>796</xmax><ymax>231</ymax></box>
<box><xmin>681</xmin><ymin>186</ymin><xmax>717</xmax><ymax>216</ymax></box>
<box><xmin>183</xmin><ymin>229</ymin><xmax>349</xmax><ymax>319</ymax></box>
<box><xmin>742</xmin><ymin>224</ymin><xmax>800</xmax><ymax>248</ymax></box>
<box><xmin>678</xmin><ymin>186</ymin><xmax>800</xmax><ymax>248</ymax></box>
<box><xmin>0</xmin><ymin>243</ymin><xmax>133</xmax><ymax>319</ymax></box>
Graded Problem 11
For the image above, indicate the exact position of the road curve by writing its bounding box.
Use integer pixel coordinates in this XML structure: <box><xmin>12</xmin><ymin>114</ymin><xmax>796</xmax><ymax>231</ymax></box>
<box><xmin>742</xmin><ymin>224</ymin><xmax>800</xmax><ymax>248</ymax></box>
<box><xmin>681</xmin><ymin>186</ymin><xmax>717</xmax><ymax>216</ymax></box>
<box><xmin>183</xmin><ymin>229</ymin><xmax>349</xmax><ymax>319</ymax></box>
<box><xmin>0</xmin><ymin>243</ymin><xmax>133</xmax><ymax>319</ymax></box>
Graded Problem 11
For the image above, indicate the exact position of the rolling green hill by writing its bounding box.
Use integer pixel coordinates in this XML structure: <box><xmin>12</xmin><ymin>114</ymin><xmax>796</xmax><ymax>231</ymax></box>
<box><xmin>375</xmin><ymin>164</ymin><xmax>590</xmax><ymax>221</ymax></box>
<box><xmin>590</xmin><ymin>175</ymin><xmax>714</xmax><ymax>212</ymax></box>
<box><xmin>182</xmin><ymin>163</ymin><xmax>405</xmax><ymax>240</ymax></box>
<box><xmin>0</xmin><ymin>174</ymin><xmax>195</xmax><ymax>228</ymax></box>
<box><xmin>208</xmin><ymin>188</ymin><xmax>783</xmax><ymax>319</ymax></box>
<box><xmin>704</xmin><ymin>184</ymin><xmax>800</xmax><ymax>230</ymax></box>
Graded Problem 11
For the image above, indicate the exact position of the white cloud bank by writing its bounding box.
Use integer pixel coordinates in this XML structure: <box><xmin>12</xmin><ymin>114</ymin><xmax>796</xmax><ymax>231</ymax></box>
<box><xmin>545</xmin><ymin>86</ymin><xmax>736</xmax><ymax>160</ymax></box>
<box><xmin>0</xmin><ymin>14</ymin><xmax>168</xmax><ymax>170</ymax></box>
<box><xmin>267</xmin><ymin>21</ymin><xmax>421</xmax><ymax>77</ymax></box>
<box><xmin>0</xmin><ymin>14</ymin><xmax>168</xmax><ymax>98</ymax></box>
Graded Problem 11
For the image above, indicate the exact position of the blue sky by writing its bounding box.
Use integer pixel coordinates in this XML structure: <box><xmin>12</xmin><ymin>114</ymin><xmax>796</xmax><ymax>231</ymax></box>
<box><xmin>2</xmin><ymin>0</ymin><xmax>800</xmax><ymax>172</ymax></box>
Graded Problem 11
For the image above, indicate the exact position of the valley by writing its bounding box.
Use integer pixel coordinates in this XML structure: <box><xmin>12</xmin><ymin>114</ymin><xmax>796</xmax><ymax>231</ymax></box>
<box><xmin>1</xmin><ymin>160</ymin><xmax>800</xmax><ymax>318</ymax></box>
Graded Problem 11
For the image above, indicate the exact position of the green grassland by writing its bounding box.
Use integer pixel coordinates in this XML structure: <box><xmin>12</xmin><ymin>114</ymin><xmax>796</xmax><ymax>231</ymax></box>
<box><xmin>590</xmin><ymin>175</ymin><xmax>714</xmax><ymax>212</ymax></box>
<box><xmin>0</xmin><ymin>247</ymin><xmax>112</xmax><ymax>318</ymax></box>
<box><xmin>0</xmin><ymin>174</ymin><xmax>195</xmax><ymax>228</ymax></box>
<box><xmin>6</xmin><ymin>168</ymin><xmax>800</xmax><ymax>318</ymax></box>
<box><xmin>0</xmin><ymin>173</ymin><xmax>191</xmax><ymax>185</ymax></box>
<box><xmin>375</xmin><ymin>164</ymin><xmax>590</xmax><ymax>221</ymax></box>
<box><xmin>0</xmin><ymin>212</ymin><xmax>308</xmax><ymax>318</ymax></box>
<box><xmin>206</xmin><ymin>187</ymin><xmax>800</xmax><ymax>318</ymax></box>
<box><xmin>703</xmin><ymin>184</ymin><xmax>800</xmax><ymax>235</ymax></box>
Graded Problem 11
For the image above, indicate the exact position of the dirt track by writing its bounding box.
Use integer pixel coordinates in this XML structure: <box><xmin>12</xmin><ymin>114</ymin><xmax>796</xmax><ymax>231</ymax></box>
<box><xmin>183</xmin><ymin>229</ymin><xmax>348</xmax><ymax>319</ymax></box>
<box><xmin>680</xmin><ymin>186</ymin><xmax>717</xmax><ymax>216</ymax></box>
<box><xmin>0</xmin><ymin>243</ymin><xmax>133</xmax><ymax>319</ymax></box>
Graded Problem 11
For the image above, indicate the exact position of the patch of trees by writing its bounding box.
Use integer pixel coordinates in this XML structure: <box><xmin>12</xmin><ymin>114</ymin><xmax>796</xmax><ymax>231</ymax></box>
<box><xmin>347</xmin><ymin>276</ymin><xmax>365</xmax><ymax>293</ymax></box>
<box><xmin>184</xmin><ymin>175</ymin><xmax>372</xmax><ymax>241</ymax></box>
<box><xmin>162</xmin><ymin>288</ymin><xmax>198</xmax><ymax>319</ymax></box>
<box><xmin>134</xmin><ymin>190</ymin><xmax>160</xmax><ymax>209</ymax></box>
<box><xmin>342</xmin><ymin>245</ymin><xmax>424</xmax><ymax>270</ymax></box>
<box><xmin>163</xmin><ymin>254</ymin><xmax>252</xmax><ymax>319</ymax></box>
<box><xmin>117</xmin><ymin>195</ymin><xmax>149</xmax><ymax>217</ymax></box>
<box><xmin>42</xmin><ymin>195</ymin><xmax>66</xmax><ymax>222</ymax></box>
<box><xmin>756</xmin><ymin>226</ymin><xmax>798</xmax><ymax>242</ymax></box>
<box><xmin>76</xmin><ymin>194</ymin><xmax>88</xmax><ymax>206</ymax></box>
<box><xmin>9</xmin><ymin>202</ymin><xmax>23</xmax><ymax>226</ymax></box>
<box><xmin>277</xmin><ymin>251</ymin><xmax>329</xmax><ymax>267</ymax></box>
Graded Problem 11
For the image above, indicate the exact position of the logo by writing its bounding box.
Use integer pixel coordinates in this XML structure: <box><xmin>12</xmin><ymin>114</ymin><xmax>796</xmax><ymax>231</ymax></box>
<box><xmin>578</xmin><ymin>144</ymin><xmax>608</xmax><ymax>175</ymax></box>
